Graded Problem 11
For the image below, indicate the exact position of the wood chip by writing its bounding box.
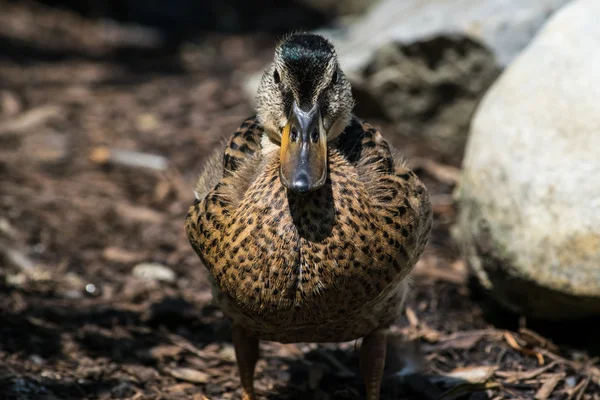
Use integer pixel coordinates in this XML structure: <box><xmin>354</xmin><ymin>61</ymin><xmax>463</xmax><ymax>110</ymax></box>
<box><xmin>429</xmin><ymin>330</ymin><xmax>490</xmax><ymax>351</ymax></box>
<box><xmin>0</xmin><ymin>104</ymin><xmax>63</xmax><ymax>135</ymax></box>
<box><xmin>405</xmin><ymin>307</ymin><xmax>419</xmax><ymax>327</ymax></box>
<box><xmin>0</xmin><ymin>242</ymin><xmax>34</xmax><ymax>272</ymax></box>
<box><xmin>114</xmin><ymin>202</ymin><xmax>164</xmax><ymax>224</ymax></box>
<box><xmin>169</xmin><ymin>367</ymin><xmax>211</xmax><ymax>384</ymax></box>
<box><xmin>504</xmin><ymin>331</ymin><xmax>545</xmax><ymax>365</ymax></box>
<box><xmin>411</xmin><ymin>157</ymin><xmax>461</xmax><ymax>185</ymax></box>
<box><xmin>495</xmin><ymin>361</ymin><xmax>558</xmax><ymax>382</ymax></box>
<box><xmin>150</xmin><ymin>345</ymin><xmax>183</xmax><ymax>360</ymax></box>
<box><xmin>102</xmin><ymin>247</ymin><xmax>147</xmax><ymax>264</ymax></box>
<box><xmin>418</xmin><ymin>323</ymin><xmax>443</xmax><ymax>343</ymax></box>
<box><xmin>436</xmin><ymin>365</ymin><xmax>498</xmax><ymax>385</ymax></box>
<box><xmin>0</xmin><ymin>218</ymin><xmax>19</xmax><ymax>239</ymax></box>
<box><xmin>519</xmin><ymin>328</ymin><xmax>559</xmax><ymax>353</ymax></box>
<box><xmin>534</xmin><ymin>373</ymin><xmax>564</xmax><ymax>400</ymax></box>
<box><xmin>413</xmin><ymin>260</ymin><xmax>467</xmax><ymax>285</ymax></box>
<box><xmin>166</xmin><ymin>382</ymin><xmax>196</xmax><ymax>393</ymax></box>
<box><xmin>89</xmin><ymin>146</ymin><xmax>168</xmax><ymax>171</ymax></box>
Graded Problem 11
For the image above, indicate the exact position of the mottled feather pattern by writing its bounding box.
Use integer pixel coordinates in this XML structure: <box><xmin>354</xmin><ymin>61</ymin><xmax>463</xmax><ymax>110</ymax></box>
<box><xmin>186</xmin><ymin>116</ymin><xmax>432</xmax><ymax>343</ymax></box>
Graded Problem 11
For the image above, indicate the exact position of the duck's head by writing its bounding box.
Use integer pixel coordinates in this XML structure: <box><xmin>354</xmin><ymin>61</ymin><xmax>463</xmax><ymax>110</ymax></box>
<box><xmin>256</xmin><ymin>32</ymin><xmax>354</xmax><ymax>195</ymax></box>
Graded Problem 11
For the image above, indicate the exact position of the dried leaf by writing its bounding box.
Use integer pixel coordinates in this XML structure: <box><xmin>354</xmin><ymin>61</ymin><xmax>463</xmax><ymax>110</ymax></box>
<box><xmin>114</xmin><ymin>202</ymin><xmax>164</xmax><ymax>224</ymax></box>
<box><xmin>0</xmin><ymin>104</ymin><xmax>63</xmax><ymax>135</ymax></box>
<box><xmin>167</xmin><ymin>382</ymin><xmax>196</xmax><ymax>393</ymax></box>
<box><xmin>504</xmin><ymin>331</ymin><xmax>544</xmax><ymax>365</ymax></box>
<box><xmin>431</xmin><ymin>330</ymin><xmax>488</xmax><ymax>351</ymax></box>
<box><xmin>495</xmin><ymin>361</ymin><xmax>558</xmax><ymax>382</ymax></box>
<box><xmin>405</xmin><ymin>307</ymin><xmax>419</xmax><ymax>327</ymax></box>
<box><xmin>169</xmin><ymin>367</ymin><xmax>211</xmax><ymax>384</ymax></box>
<box><xmin>411</xmin><ymin>157</ymin><xmax>460</xmax><ymax>185</ymax></box>
<box><xmin>149</xmin><ymin>345</ymin><xmax>183</xmax><ymax>360</ymax></box>
<box><xmin>519</xmin><ymin>328</ymin><xmax>559</xmax><ymax>353</ymax></box>
<box><xmin>89</xmin><ymin>146</ymin><xmax>168</xmax><ymax>171</ymax></box>
<box><xmin>102</xmin><ymin>247</ymin><xmax>146</xmax><ymax>264</ymax></box>
<box><xmin>439</xmin><ymin>365</ymin><xmax>498</xmax><ymax>385</ymax></box>
<box><xmin>420</xmin><ymin>324</ymin><xmax>442</xmax><ymax>343</ymax></box>
<box><xmin>534</xmin><ymin>373</ymin><xmax>564</xmax><ymax>399</ymax></box>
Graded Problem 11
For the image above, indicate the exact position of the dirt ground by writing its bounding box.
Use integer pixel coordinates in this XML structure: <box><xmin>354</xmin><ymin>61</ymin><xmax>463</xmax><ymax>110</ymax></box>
<box><xmin>0</xmin><ymin>2</ymin><xmax>599</xmax><ymax>400</ymax></box>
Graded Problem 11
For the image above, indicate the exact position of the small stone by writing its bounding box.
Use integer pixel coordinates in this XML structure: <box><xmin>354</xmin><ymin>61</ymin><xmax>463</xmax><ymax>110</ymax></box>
<box><xmin>85</xmin><ymin>283</ymin><xmax>97</xmax><ymax>294</ymax></box>
<box><xmin>132</xmin><ymin>262</ymin><xmax>176</xmax><ymax>282</ymax></box>
<box><xmin>565</xmin><ymin>376</ymin><xmax>577</xmax><ymax>388</ymax></box>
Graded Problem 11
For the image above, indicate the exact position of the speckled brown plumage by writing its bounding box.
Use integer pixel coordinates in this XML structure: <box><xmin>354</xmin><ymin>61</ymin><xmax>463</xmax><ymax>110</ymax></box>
<box><xmin>185</xmin><ymin>32</ymin><xmax>432</xmax><ymax>400</ymax></box>
<box><xmin>186</xmin><ymin>116</ymin><xmax>432</xmax><ymax>343</ymax></box>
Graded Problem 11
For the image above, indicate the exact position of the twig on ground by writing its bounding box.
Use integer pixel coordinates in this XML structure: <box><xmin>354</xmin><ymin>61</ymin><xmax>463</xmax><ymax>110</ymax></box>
<box><xmin>0</xmin><ymin>104</ymin><xmax>63</xmax><ymax>135</ymax></box>
<box><xmin>89</xmin><ymin>146</ymin><xmax>169</xmax><ymax>171</ymax></box>
<box><xmin>534</xmin><ymin>373</ymin><xmax>564</xmax><ymax>400</ymax></box>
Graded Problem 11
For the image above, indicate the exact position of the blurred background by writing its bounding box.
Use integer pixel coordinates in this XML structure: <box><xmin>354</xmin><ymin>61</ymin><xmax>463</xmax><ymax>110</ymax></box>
<box><xmin>0</xmin><ymin>0</ymin><xmax>598</xmax><ymax>399</ymax></box>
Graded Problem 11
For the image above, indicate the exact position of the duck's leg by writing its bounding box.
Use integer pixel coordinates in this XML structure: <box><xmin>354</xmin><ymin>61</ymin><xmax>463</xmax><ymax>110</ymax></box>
<box><xmin>232</xmin><ymin>325</ymin><xmax>259</xmax><ymax>400</ymax></box>
<box><xmin>360</xmin><ymin>330</ymin><xmax>387</xmax><ymax>400</ymax></box>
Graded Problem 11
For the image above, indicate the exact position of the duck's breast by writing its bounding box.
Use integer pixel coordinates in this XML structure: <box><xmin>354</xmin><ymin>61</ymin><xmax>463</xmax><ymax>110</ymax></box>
<box><xmin>211</xmin><ymin>151</ymin><xmax>411</xmax><ymax>329</ymax></box>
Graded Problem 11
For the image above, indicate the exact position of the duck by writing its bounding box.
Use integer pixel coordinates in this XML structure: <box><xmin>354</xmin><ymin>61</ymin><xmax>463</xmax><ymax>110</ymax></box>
<box><xmin>185</xmin><ymin>32</ymin><xmax>432</xmax><ymax>400</ymax></box>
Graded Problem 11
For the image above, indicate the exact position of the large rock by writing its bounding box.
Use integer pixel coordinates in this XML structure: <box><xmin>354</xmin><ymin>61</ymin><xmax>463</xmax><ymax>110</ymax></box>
<box><xmin>455</xmin><ymin>0</ymin><xmax>600</xmax><ymax>319</ymax></box>
<box><xmin>243</xmin><ymin>0</ymin><xmax>570</xmax><ymax>160</ymax></box>
<box><xmin>297</xmin><ymin>0</ymin><xmax>380</xmax><ymax>19</ymax></box>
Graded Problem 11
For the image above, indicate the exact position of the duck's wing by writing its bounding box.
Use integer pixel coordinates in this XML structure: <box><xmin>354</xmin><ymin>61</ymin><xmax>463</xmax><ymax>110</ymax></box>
<box><xmin>186</xmin><ymin>115</ymin><xmax>265</xmax><ymax>270</ymax></box>
<box><xmin>335</xmin><ymin>117</ymin><xmax>433</xmax><ymax>269</ymax></box>
<box><xmin>193</xmin><ymin>116</ymin><xmax>264</xmax><ymax>202</ymax></box>
<box><xmin>222</xmin><ymin>115</ymin><xmax>264</xmax><ymax>174</ymax></box>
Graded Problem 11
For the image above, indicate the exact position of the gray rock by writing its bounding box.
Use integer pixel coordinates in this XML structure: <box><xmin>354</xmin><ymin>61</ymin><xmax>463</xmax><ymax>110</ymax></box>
<box><xmin>455</xmin><ymin>0</ymin><xmax>600</xmax><ymax>319</ymax></box>
<box><xmin>352</xmin><ymin>36</ymin><xmax>500</xmax><ymax>160</ymax></box>
<box><xmin>243</xmin><ymin>0</ymin><xmax>570</xmax><ymax>160</ymax></box>
<box><xmin>320</xmin><ymin>0</ymin><xmax>571</xmax><ymax>73</ymax></box>
<box><xmin>297</xmin><ymin>0</ymin><xmax>380</xmax><ymax>18</ymax></box>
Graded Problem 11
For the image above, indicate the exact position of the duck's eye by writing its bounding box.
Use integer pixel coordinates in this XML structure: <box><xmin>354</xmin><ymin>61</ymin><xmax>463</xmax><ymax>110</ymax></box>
<box><xmin>273</xmin><ymin>69</ymin><xmax>281</xmax><ymax>84</ymax></box>
<box><xmin>331</xmin><ymin>70</ymin><xmax>338</xmax><ymax>85</ymax></box>
<box><xmin>310</xmin><ymin>129</ymin><xmax>319</xmax><ymax>143</ymax></box>
<box><xmin>290</xmin><ymin>126</ymin><xmax>299</xmax><ymax>142</ymax></box>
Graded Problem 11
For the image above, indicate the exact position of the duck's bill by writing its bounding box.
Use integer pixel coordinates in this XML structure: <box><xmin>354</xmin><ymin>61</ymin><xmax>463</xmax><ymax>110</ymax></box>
<box><xmin>279</xmin><ymin>102</ymin><xmax>327</xmax><ymax>194</ymax></box>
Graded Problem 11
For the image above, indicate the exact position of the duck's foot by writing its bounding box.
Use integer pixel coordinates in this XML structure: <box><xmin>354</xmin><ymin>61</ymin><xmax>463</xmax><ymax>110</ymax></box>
<box><xmin>360</xmin><ymin>330</ymin><xmax>387</xmax><ymax>400</ymax></box>
<box><xmin>232</xmin><ymin>324</ymin><xmax>260</xmax><ymax>400</ymax></box>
